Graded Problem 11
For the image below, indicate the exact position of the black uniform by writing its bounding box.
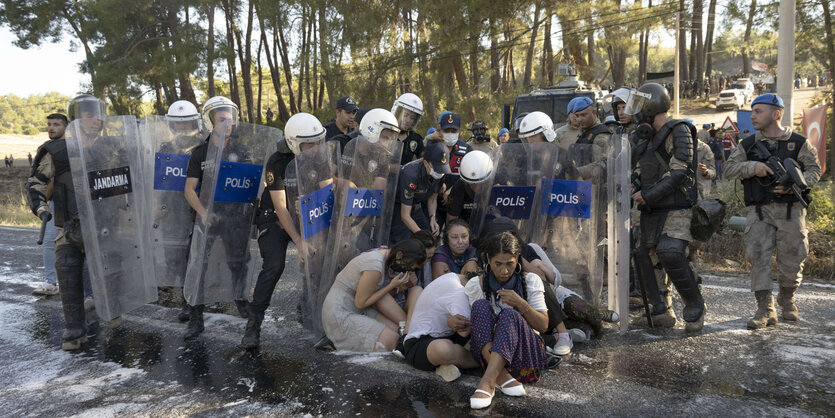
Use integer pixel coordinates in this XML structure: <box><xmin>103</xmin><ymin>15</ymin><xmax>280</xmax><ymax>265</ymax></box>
<box><xmin>389</xmin><ymin>159</ymin><xmax>443</xmax><ymax>243</ymax></box>
<box><xmin>249</xmin><ymin>138</ymin><xmax>296</xmax><ymax>316</ymax></box>
<box><xmin>399</xmin><ymin>131</ymin><xmax>425</xmax><ymax>165</ymax></box>
<box><xmin>324</xmin><ymin>121</ymin><xmax>351</xmax><ymax>142</ymax></box>
<box><xmin>445</xmin><ymin>179</ymin><xmax>475</xmax><ymax>223</ymax></box>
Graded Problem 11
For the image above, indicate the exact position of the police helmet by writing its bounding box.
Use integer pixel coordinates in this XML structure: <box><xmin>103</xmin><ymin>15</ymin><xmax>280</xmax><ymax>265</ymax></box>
<box><xmin>284</xmin><ymin>112</ymin><xmax>326</xmax><ymax>155</ymax></box>
<box><xmin>459</xmin><ymin>150</ymin><xmax>493</xmax><ymax>184</ymax></box>
<box><xmin>391</xmin><ymin>93</ymin><xmax>424</xmax><ymax>132</ymax></box>
<box><xmin>201</xmin><ymin>96</ymin><xmax>239</xmax><ymax>131</ymax></box>
<box><xmin>67</xmin><ymin>94</ymin><xmax>107</xmax><ymax>122</ymax></box>
<box><xmin>360</xmin><ymin>108</ymin><xmax>401</xmax><ymax>144</ymax></box>
<box><xmin>517</xmin><ymin>111</ymin><xmax>556</xmax><ymax>143</ymax></box>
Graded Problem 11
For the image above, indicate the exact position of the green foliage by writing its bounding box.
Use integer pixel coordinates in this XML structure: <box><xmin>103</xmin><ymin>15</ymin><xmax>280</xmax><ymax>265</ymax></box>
<box><xmin>0</xmin><ymin>93</ymin><xmax>72</xmax><ymax>135</ymax></box>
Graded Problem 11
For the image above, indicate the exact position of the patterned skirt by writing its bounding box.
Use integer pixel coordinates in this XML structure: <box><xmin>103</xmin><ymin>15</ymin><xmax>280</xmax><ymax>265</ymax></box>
<box><xmin>470</xmin><ymin>299</ymin><xmax>547</xmax><ymax>384</ymax></box>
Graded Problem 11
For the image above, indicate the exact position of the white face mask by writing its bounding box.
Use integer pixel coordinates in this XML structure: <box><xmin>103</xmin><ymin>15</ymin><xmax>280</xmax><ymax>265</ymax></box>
<box><xmin>429</xmin><ymin>168</ymin><xmax>445</xmax><ymax>180</ymax></box>
<box><xmin>442</xmin><ymin>132</ymin><xmax>458</xmax><ymax>145</ymax></box>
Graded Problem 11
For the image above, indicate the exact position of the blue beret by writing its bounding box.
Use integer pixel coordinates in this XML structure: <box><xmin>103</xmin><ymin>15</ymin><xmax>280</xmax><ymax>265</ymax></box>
<box><xmin>703</xmin><ymin>124</ymin><xmax>711</xmax><ymax>129</ymax></box>
<box><xmin>567</xmin><ymin>96</ymin><xmax>594</xmax><ymax>114</ymax></box>
<box><xmin>498</xmin><ymin>128</ymin><xmax>509</xmax><ymax>136</ymax></box>
<box><xmin>683</xmin><ymin>118</ymin><xmax>694</xmax><ymax>124</ymax></box>
<box><xmin>751</xmin><ymin>93</ymin><xmax>784</xmax><ymax>108</ymax></box>
<box><xmin>426</xmin><ymin>127</ymin><xmax>436</xmax><ymax>136</ymax></box>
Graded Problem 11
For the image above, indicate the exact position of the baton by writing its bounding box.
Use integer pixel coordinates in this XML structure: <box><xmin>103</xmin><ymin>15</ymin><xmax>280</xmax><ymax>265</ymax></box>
<box><xmin>37</xmin><ymin>211</ymin><xmax>52</xmax><ymax>245</ymax></box>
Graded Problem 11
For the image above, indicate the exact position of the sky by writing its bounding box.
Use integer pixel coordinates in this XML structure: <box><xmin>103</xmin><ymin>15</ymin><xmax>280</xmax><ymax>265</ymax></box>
<box><xmin>0</xmin><ymin>27</ymin><xmax>89</xmax><ymax>97</ymax></box>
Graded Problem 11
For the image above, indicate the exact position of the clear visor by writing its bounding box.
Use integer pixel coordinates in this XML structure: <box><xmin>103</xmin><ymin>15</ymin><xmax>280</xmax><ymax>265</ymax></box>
<box><xmin>601</xmin><ymin>94</ymin><xmax>616</xmax><ymax>115</ymax></box>
<box><xmin>206</xmin><ymin>106</ymin><xmax>239</xmax><ymax>129</ymax></box>
<box><xmin>378</xmin><ymin>128</ymin><xmax>399</xmax><ymax>143</ymax></box>
<box><xmin>624</xmin><ymin>90</ymin><xmax>651</xmax><ymax>115</ymax></box>
<box><xmin>394</xmin><ymin>106</ymin><xmax>421</xmax><ymax>132</ymax></box>
<box><xmin>68</xmin><ymin>98</ymin><xmax>106</xmax><ymax>122</ymax></box>
<box><xmin>169</xmin><ymin>119</ymin><xmax>201</xmax><ymax>135</ymax></box>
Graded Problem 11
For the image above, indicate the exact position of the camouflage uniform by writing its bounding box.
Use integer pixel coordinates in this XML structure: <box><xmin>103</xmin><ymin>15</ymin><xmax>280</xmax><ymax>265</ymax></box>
<box><xmin>695</xmin><ymin>139</ymin><xmax>716</xmax><ymax>197</ymax></box>
<box><xmin>554</xmin><ymin>123</ymin><xmax>581</xmax><ymax>152</ymax></box>
<box><xmin>723</xmin><ymin>128</ymin><xmax>820</xmax><ymax>293</ymax></box>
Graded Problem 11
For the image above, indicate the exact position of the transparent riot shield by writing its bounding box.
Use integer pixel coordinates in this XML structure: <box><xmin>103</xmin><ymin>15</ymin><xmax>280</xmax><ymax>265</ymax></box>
<box><xmin>184</xmin><ymin>122</ymin><xmax>278</xmax><ymax>306</ymax></box>
<box><xmin>607</xmin><ymin>133</ymin><xmax>631</xmax><ymax>332</ymax></box>
<box><xmin>531</xmin><ymin>142</ymin><xmax>608</xmax><ymax>306</ymax></box>
<box><xmin>325</xmin><ymin>135</ymin><xmax>402</xmax><ymax>303</ymax></box>
<box><xmin>140</xmin><ymin>116</ymin><xmax>204</xmax><ymax>287</ymax></box>
<box><xmin>284</xmin><ymin>141</ymin><xmax>339</xmax><ymax>333</ymax></box>
<box><xmin>470</xmin><ymin>142</ymin><xmax>559</xmax><ymax>243</ymax></box>
<box><xmin>66</xmin><ymin>115</ymin><xmax>157</xmax><ymax>321</ymax></box>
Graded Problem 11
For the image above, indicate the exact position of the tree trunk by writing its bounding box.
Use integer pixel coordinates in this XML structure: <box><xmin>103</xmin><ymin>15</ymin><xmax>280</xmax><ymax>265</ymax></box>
<box><xmin>312</xmin><ymin>15</ymin><xmax>319</xmax><ymax>109</ymax></box>
<box><xmin>542</xmin><ymin>11</ymin><xmax>554</xmax><ymax>85</ymax></box>
<box><xmin>318</xmin><ymin>0</ymin><xmax>334</xmax><ymax>111</ymax></box>
<box><xmin>555</xmin><ymin>9</ymin><xmax>591</xmax><ymax>81</ymax></box>
<box><xmin>206</xmin><ymin>2</ymin><xmax>216</xmax><ymax>98</ymax></box>
<box><xmin>256</xmin><ymin>35</ymin><xmax>263</xmax><ymax>124</ymax></box>
<box><xmin>259</xmin><ymin>29</ymin><xmax>290</xmax><ymax>121</ymax></box>
<box><xmin>742</xmin><ymin>0</ymin><xmax>757</xmax><ymax>76</ymax></box>
<box><xmin>678</xmin><ymin>0</ymin><xmax>689</xmax><ymax>81</ymax></box>
<box><xmin>233</xmin><ymin>1</ymin><xmax>255</xmax><ymax>123</ymax></box>
<box><xmin>689</xmin><ymin>1</ymin><xmax>697</xmax><ymax>79</ymax></box>
<box><xmin>452</xmin><ymin>55</ymin><xmax>469</xmax><ymax>93</ymax></box>
<box><xmin>821</xmin><ymin>0</ymin><xmax>835</xmax><ymax>188</ymax></box>
<box><xmin>704</xmin><ymin>0</ymin><xmax>717</xmax><ymax>78</ymax></box>
<box><xmin>490</xmin><ymin>20</ymin><xmax>500</xmax><ymax>92</ymax></box>
<box><xmin>417</xmin><ymin>11</ymin><xmax>436</xmax><ymax>124</ymax></box>
<box><xmin>523</xmin><ymin>2</ymin><xmax>541</xmax><ymax>88</ymax></box>
<box><xmin>587</xmin><ymin>15</ymin><xmax>594</xmax><ymax>72</ymax></box>
<box><xmin>694</xmin><ymin>0</ymin><xmax>704</xmax><ymax>87</ymax></box>
<box><xmin>297</xmin><ymin>8</ymin><xmax>308</xmax><ymax>112</ymax></box>
<box><xmin>304</xmin><ymin>12</ymin><xmax>314</xmax><ymax>110</ymax></box>
<box><xmin>275</xmin><ymin>19</ymin><xmax>298</xmax><ymax>114</ymax></box>
<box><xmin>222</xmin><ymin>0</ymin><xmax>241</xmax><ymax>110</ymax></box>
<box><xmin>154</xmin><ymin>83</ymin><xmax>166</xmax><ymax>115</ymax></box>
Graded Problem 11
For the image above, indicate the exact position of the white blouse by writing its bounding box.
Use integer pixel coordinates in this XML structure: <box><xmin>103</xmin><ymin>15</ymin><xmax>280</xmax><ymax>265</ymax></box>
<box><xmin>464</xmin><ymin>272</ymin><xmax>547</xmax><ymax>316</ymax></box>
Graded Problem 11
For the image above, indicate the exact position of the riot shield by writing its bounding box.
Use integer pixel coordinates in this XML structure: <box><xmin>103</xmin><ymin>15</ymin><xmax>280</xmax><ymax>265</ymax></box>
<box><xmin>284</xmin><ymin>141</ymin><xmax>340</xmax><ymax>333</ymax></box>
<box><xmin>531</xmin><ymin>142</ymin><xmax>608</xmax><ymax>306</ymax></box>
<box><xmin>325</xmin><ymin>135</ymin><xmax>402</xmax><ymax>303</ymax></box>
<box><xmin>470</xmin><ymin>142</ymin><xmax>559</xmax><ymax>243</ymax></box>
<box><xmin>66</xmin><ymin>115</ymin><xmax>157</xmax><ymax>321</ymax></box>
<box><xmin>607</xmin><ymin>133</ymin><xmax>631</xmax><ymax>332</ymax></box>
<box><xmin>140</xmin><ymin>116</ymin><xmax>204</xmax><ymax>287</ymax></box>
<box><xmin>183</xmin><ymin>122</ymin><xmax>278</xmax><ymax>306</ymax></box>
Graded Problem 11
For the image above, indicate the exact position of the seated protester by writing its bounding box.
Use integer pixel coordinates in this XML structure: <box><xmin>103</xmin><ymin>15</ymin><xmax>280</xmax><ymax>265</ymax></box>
<box><xmin>403</xmin><ymin>272</ymin><xmax>479</xmax><ymax>382</ymax></box>
<box><xmin>321</xmin><ymin>239</ymin><xmax>426</xmax><ymax>352</ymax></box>
<box><xmin>525</xmin><ymin>243</ymin><xmax>619</xmax><ymax>341</ymax></box>
<box><xmin>464</xmin><ymin>232</ymin><xmax>548</xmax><ymax>409</ymax></box>
<box><xmin>395</xmin><ymin>230</ymin><xmax>439</xmax><ymax>340</ymax></box>
<box><xmin>478</xmin><ymin>217</ymin><xmax>574</xmax><ymax>355</ymax></box>
<box><xmin>446</xmin><ymin>150</ymin><xmax>493</xmax><ymax>224</ymax></box>
<box><xmin>432</xmin><ymin>219</ymin><xmax>478</xmax><ymax>279</ymax></box>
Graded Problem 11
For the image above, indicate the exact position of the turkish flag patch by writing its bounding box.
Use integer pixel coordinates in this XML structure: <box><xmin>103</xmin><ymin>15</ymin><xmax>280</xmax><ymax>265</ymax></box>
<box><xmin>409</xmin><ymin>182</ymin><xmax>417</xmax><ymax>189</ymax></box>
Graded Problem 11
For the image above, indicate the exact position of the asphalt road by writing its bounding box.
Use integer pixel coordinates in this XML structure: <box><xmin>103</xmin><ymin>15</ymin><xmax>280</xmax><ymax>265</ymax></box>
<box><xmin>0</xmin><ymin>225</ymin><xmax>833</xmax><ymax>416</ymax></box>
<box><xmin>679</xmin><ymin>87</ymin><xmax>825</xmax><ymax>128</ymax></box>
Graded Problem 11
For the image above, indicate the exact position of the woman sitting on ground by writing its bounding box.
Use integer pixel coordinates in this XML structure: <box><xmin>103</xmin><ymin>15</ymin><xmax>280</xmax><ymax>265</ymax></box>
<box><xmin>431</xmin><ymin>219</ymin><xmax>478</xmax><ymax>280</ymax></box>
<box><xmin>464</xmin><ymin>231</ymin><xmax>548</xmax><ymax>409</ymax></box>
<box><xmin>402</xmin><ymin>272</ymin><xmax>479</xmax><ymax>382</ymax></box>
<box><xmin>321</xmin><ymin>239</ymin><xmax>426</xmax><ymax>352</ymax></box>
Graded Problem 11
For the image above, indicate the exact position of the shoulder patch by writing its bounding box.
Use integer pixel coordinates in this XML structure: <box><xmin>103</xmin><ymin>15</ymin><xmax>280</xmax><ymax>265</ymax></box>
<box><xmin>787</xmin><ymin>142</ymin><xmax>796</xmax><ymax>151</ymax></box>
<box><xmin>408</xmin><ymin>182</ymin><xmax>417</xmax><ymax>190</ymax></box>
<box><xmin>266</xmin><ymin>171</ymin><xmax>275</xmax><ymax>186</ymax></box>
<box><xmin>409</xmin><ymin>140</ymin><xmax>417</xmax><ymax>152</ymax></box>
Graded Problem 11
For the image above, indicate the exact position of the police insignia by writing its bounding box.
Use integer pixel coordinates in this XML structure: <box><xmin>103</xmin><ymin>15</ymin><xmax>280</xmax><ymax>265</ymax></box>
<box><xmin>266</xmin><ymin>171</ymin><xmax>275</xmax><ymax>185</ymax></box>
<box><xmin>410</xmin><ymin>140</ymin><xmax>417</xmax><ymax>152</ymax></box>
<box><xmin>441</xmin><ymin>153</ymin><xmax>448</xmax><ymax>164</ymax></box>
<box><xmin>409</xmin><ymin>182</ymin><xmax>417</xmax><ymax>190</ymax></box>
<box><xmin>368</xmin><ymin>160</ymin><xmax>378</xmax><ymax>172</ymax></box>
<box><xmin>787</xmin><ymin>143</ymin><xmax>795</xmax><ymax>151</ymax></box>
<box><xmin>404</xmin><ymin>189</ymin><xmax>414</xmax><ymax>199</ymax></box>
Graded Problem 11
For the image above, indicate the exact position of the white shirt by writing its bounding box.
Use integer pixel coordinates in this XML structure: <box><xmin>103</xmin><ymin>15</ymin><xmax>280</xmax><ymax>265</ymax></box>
<box><xmin>405</xmin><ymin>273</ymin><xmax>471</xmax><ymax>342</ymax></box>
<box><xmin>464</xmin><ymin>272</ymin><xmax>547</xmax><ymax>316</ymax></box>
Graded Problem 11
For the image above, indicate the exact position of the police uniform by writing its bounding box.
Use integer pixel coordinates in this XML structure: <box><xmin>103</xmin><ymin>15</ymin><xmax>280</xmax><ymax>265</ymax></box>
<box><xmin>467</xmin><ymin>137</ymin><xmax>498</xmax><ymax>154</ymax></box>
<box><xmin>27</xmin><ymin>136</ymin><xmax>87</xmax><ymax>344</ymax></box>
<box><xmin>249</xmin><ymin>139</ymin><xmax>296</xmax><ymax>317</ymax></box>
<box><xmin>554</xmin><ymin>123</ymin><xmax>581</xmax><ymax>151</ymax></box>
<box><xmin>723</xmin><ymin>128</ymin><xmax>820</xmax><ymax>294</ymax></box>
<box><xmin>400</xmin><ymin>131</ymin><xmax>425</xmax><ymax>165</ymax></box>
<box><xmin>324</xmin><ymin>120</ymin><xmax>352</xmax><ymax>142</ymax></box>
<box><xmin>185</xmin><ymin>136</ymin><xmax>253</xmax><ymax>305</ymax></box>
<box><xmin>695</xmin><ymin>139</ymin><xmax>716</xmax><ymax>197</ymax></box>
<box><xmin>446</xmin><ymin>178</ymin><xmax>475</xmax><ymax>223</ymax></box>
<box><xmin>390</xmin><ymin>159</ymin><xmax>443</xmax><ymax>243</ymax></box>
<box><xmin>632</xmin><ymin>118</ymin><xmax>705</xmax><ymax>331</ymax></box>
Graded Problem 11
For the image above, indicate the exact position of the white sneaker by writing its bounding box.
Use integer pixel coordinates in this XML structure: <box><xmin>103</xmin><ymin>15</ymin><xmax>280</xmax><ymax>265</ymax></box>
<box><xmin>568</xmin><ymin>328</ymin><xmax>587</xmax><ymax>343</ymax></box>
<box><xmin>84</xmin><ymin>296</ymin><xmax>96</xmax><ymax>312</ymax></box>
<box><xmin>435</xmin><ymin>364</ymin><xmax>461</xmax><ymax>382</ymax></box>
<box><xmin>32</xmin><ymin>283</ymin><xmax>59</xmax><ymax>296</ymax></box>
<box><xmin>549</xmin><ymin>336</ymin><xmax>573</xmax><ymax>356</ymax></box>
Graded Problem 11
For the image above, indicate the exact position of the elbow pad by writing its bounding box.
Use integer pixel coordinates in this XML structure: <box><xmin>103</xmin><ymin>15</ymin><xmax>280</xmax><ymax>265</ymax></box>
<box><xmin>671</xmin><ymin>123</ymin><xmax>694</xmax><ymax>164</ymax></box>
<box><xmin>643</xmin><ymin>169</ymin><xmax>688</xmax><ymax>206</ymax></box>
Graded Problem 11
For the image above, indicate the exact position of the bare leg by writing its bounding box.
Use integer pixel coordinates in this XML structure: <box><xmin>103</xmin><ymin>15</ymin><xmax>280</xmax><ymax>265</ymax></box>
<box><xmin>426</xmin><ymin>339</ymin><xmax>478</xmax><ymax>369</ymax></box>
<box><xmin>374</xmin><ymin>293</ymin><xmax>406</xmax><ymax>325</ymax></box>
<box><xmin>374</xmin><ymin>327</ymin><xmax>400</xmax><ymax>352</ymax></box>
<box><xmin>472</xmin><ymin>342</ymin><xmax>520</xmax><ymax>399</ymax></box>
<box><xmin>403</xmin><ymin>286</ymin><xmax>422</xmax><ymax>334</ymax></box>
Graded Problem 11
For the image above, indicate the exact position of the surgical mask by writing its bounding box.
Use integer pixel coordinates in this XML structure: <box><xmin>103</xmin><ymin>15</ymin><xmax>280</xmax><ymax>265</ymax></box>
<box><xmin>429</xmin><ymin>168</ymin><xmax>445</xmax><ymax>180</ymax></box>
<box><xmin>443</xmin><ymin>132</ymin><xmax>458</xmax><ymax>145</ymax></box>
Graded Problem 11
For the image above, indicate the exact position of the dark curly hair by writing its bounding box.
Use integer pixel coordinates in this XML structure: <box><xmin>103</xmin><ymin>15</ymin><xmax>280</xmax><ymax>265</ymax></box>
<box><xmin>478</xmin><ymin>231</ymin><xmax>527</xmax><ymax>303</ymax></box>
<box><xmin>385</xmin><ymin>238</ymin><xmax>427</xmax><ymax>271</ymax></box>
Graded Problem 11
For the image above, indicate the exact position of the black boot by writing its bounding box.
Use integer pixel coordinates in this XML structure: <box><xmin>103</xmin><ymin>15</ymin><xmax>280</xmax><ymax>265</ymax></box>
<box><xmin>184</xmin><ymin>304</ymin><xmax>204</xmax><ymax>340</ymax></box>
<box><xmin>241</xmin><ymin>311</ymin><xmax>264</xmax><ymax>349</ymax></box>
<box><xmin>177</xmin><ymin>303</ymin><xmax>191</xmax><ymax>322</ymax></box>
<box><xmin>235</xmin><ymin>299</ymin><xmax>250</xmax><ymax>319</ymax></box>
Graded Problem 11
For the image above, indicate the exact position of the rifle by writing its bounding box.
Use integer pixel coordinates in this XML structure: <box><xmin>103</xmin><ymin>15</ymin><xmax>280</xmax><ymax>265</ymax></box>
<box><xmin>752</xmin><ymin>141</ymin><xmax>809</xmax><ymax>208</ymax></box>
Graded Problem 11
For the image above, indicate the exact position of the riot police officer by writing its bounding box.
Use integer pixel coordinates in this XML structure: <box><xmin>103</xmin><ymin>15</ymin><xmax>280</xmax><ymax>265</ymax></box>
<box><xmin>629</xmin><ymin>82</ymin><xmax>706</xmax><ymax>333</ymax></box>
<box><xmin>243</xmin><ymin>112</ymin><xmax>326</xmax><ymax>349</ymax></box>
<box><xmin>392</xmin><ymin>93</ymin><xmax>426</xmax><ymax>165</ymax></box>
<box><xmin>26</xmin><ymin>95</ymin><xmax>108</xmax><ymax>350</ymax></box>
<box><xmin>723</xmin><ymin>94</ymin><xmax>820</xmax><ymax>329</ymax></box>
<box><xmin>446</xmin><ymin>150</ymin><xmax>494</xmax><ymax>224</ymax></box>
<box><xmin>389</xmin><ymin>141</ymin><xmax>451</xmax><ymax>242</ymax></box>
